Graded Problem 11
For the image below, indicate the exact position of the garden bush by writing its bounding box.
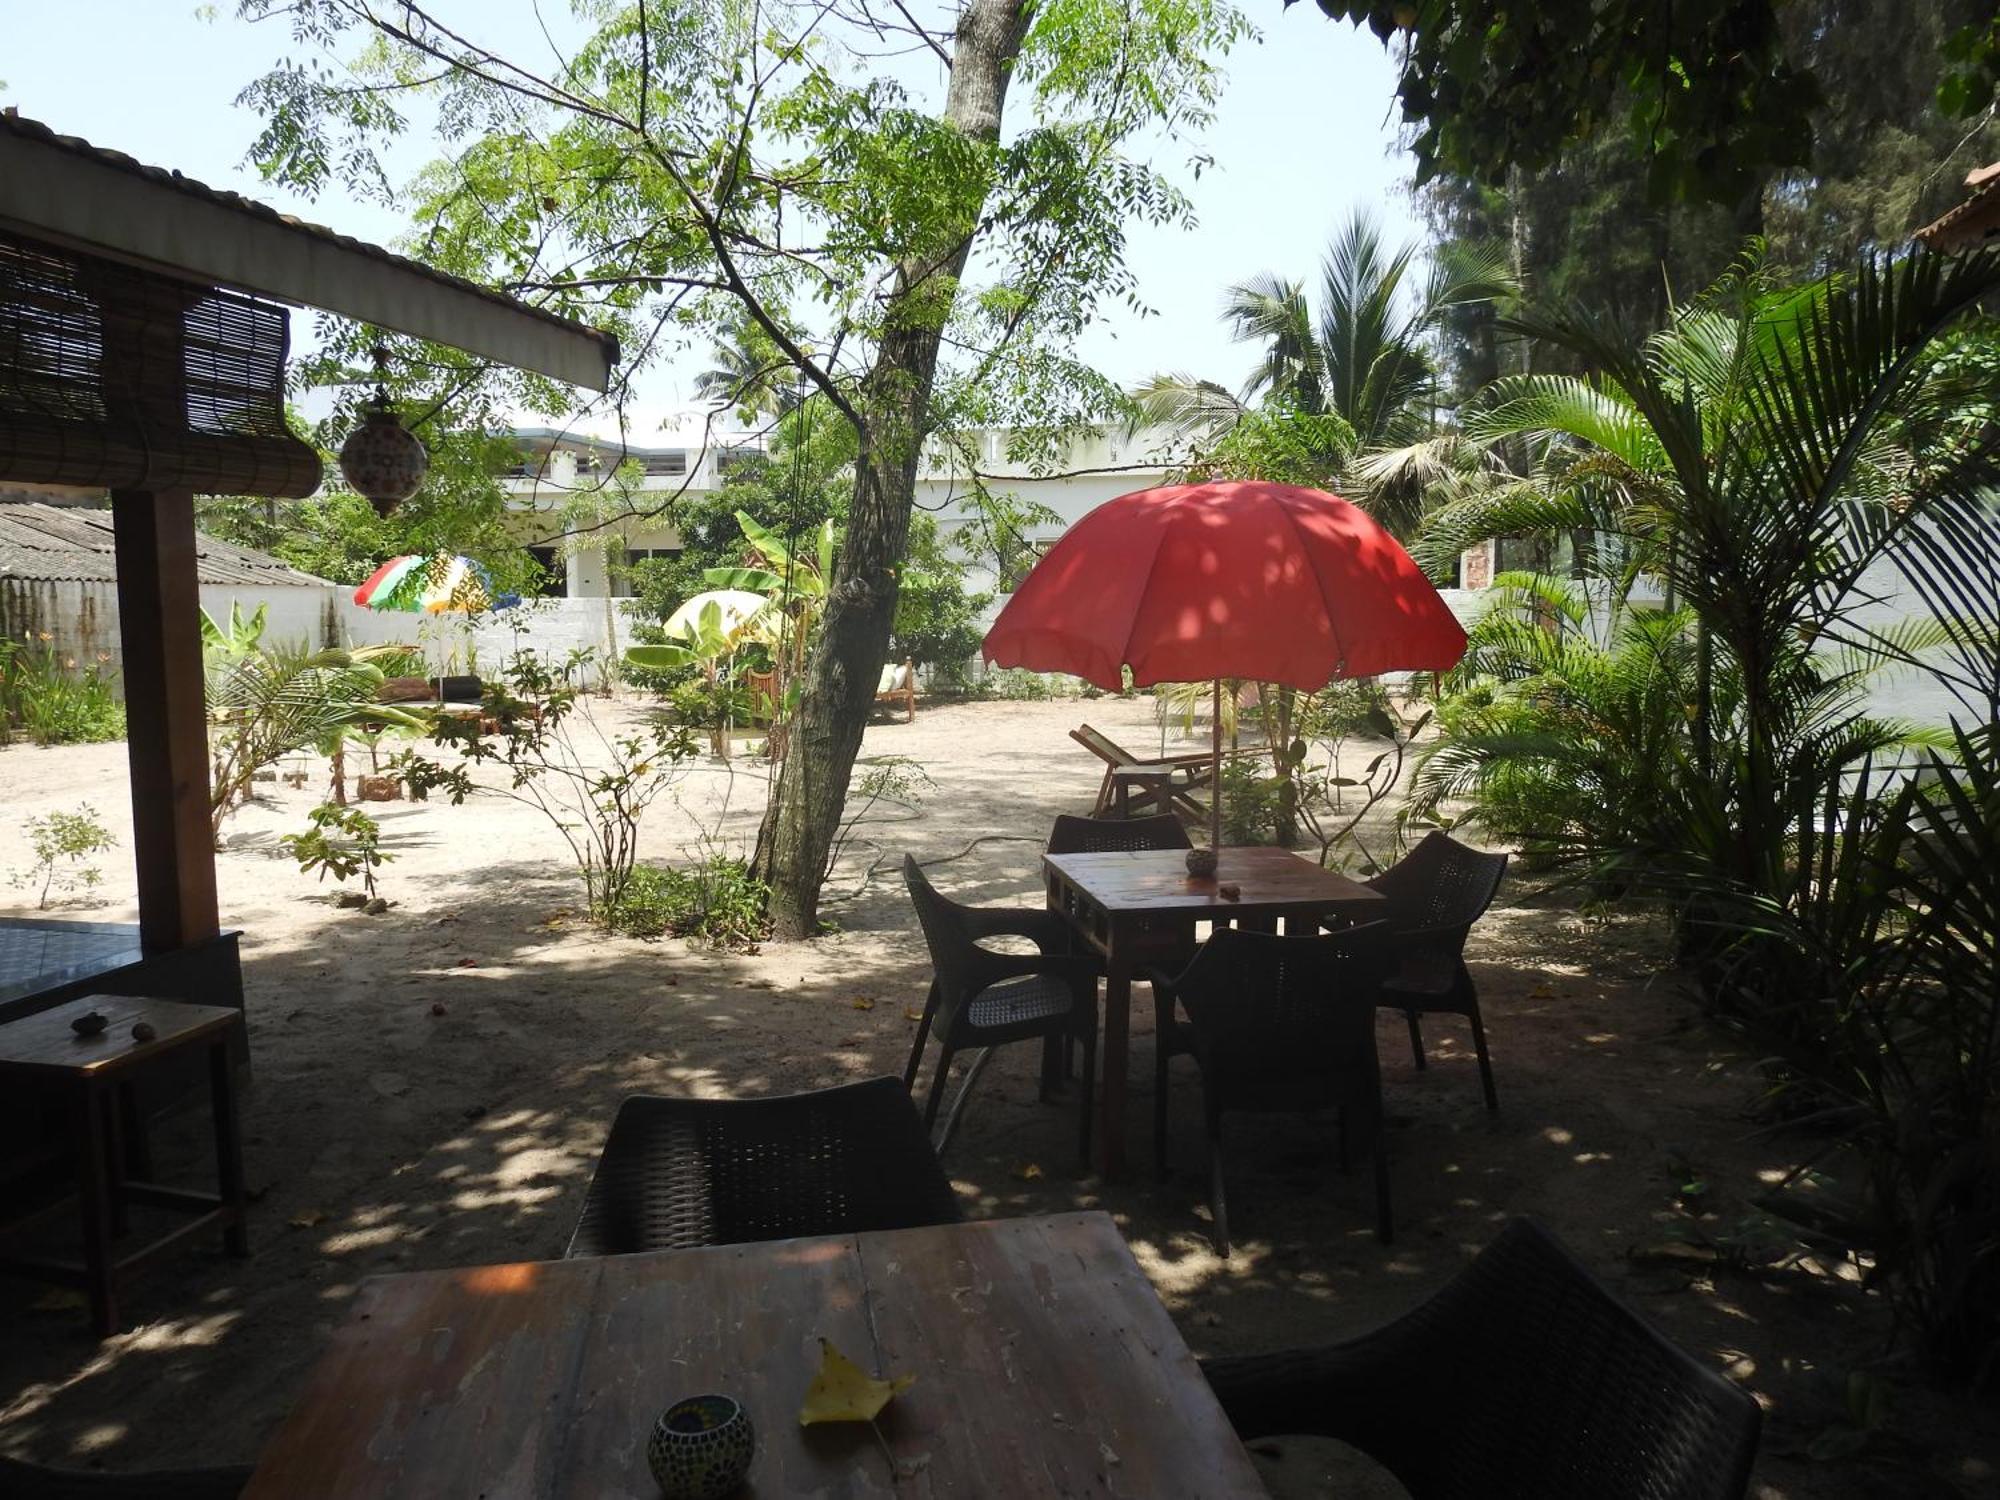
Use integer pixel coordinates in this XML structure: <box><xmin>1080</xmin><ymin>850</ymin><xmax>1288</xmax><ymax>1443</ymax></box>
<box><xmin>612</xmin><ymin>857</ymin><xmax>773</xmax><ymax>950</ymax></box>
<box><xmin>0</xmin><ymin>640</ymin><xmax>125</xmax><ymax>745</ymax></box>
<box><xmin>11</xmin><ymin>803</ymin><xmax>116</xmax><ymax>907</ymax></box>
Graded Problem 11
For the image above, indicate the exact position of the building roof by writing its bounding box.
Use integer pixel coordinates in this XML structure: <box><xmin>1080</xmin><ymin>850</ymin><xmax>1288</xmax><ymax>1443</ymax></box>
<box><xmin>0</xmin><ymin>110</ymin><xmax>618</xmax><ymax>392</ymax></box>
<box><xmin>0</xmin><ymin>502</ymin><xmax>334</xmax><ymax>588</ymax></box>
<box><xmin>1913</xmin><ymin>160</ymin><xmax>2000</xmax><ymax>252</ymax></box>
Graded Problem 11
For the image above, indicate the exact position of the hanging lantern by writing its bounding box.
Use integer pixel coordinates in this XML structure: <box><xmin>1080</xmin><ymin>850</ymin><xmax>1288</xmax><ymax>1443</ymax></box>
<box><xmin>338</xmin><ymin>344</ymin><xmax>428</xmax><ymax>518</ymax></box>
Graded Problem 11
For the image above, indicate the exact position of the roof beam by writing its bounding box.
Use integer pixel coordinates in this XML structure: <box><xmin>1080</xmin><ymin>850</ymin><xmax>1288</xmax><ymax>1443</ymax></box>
<box><xmin>0</xmin><ymin>119</ymin><xmax>618</xmax><ymax>392</ymax></box>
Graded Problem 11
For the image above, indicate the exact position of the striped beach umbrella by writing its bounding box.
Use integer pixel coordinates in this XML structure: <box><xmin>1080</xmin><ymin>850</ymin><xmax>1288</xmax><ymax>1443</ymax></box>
<box><xmin>352</xmin><ymin>555</ymin><xmax>518</xmax><ymax>614</ymax></box>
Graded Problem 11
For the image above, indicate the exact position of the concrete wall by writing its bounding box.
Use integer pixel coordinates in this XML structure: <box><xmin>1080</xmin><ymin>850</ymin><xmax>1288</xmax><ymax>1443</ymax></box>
<box><xmin>2</xmin><ymin>579</ymin><xmax>633</xmax><ymax>695</ymax></box>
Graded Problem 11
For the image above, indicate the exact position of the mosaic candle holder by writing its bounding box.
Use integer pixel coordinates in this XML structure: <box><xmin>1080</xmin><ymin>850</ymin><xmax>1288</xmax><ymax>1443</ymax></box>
<box><xmin>648</xmin><ymin>1394</ymin><xmax>755</xmax><ymax>1499</ymax></box>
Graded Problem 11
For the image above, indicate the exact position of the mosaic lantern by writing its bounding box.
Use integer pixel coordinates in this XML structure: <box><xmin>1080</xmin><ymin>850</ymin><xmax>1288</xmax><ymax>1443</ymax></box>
<box><xmin>337</xmin><ymin>345</ymin><xmax>427</xmax><ymax>518</ymax></box>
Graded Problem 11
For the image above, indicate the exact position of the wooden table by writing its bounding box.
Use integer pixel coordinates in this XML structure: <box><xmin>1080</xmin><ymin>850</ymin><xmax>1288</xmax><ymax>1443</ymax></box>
<box><xmin>0</xmin><ymin>994</ymin><xmax>247</xmax><ymax>1335</ymax></box>
<box><xmin>1045</xmin><ymin>846</ymin><xmax>1384</xmax><ymax>1175</ymax></box>
<box><xmin>243</xmin><ymin>1211</ymin><xmax>1265</xmax><ymax>1499</ymax></box>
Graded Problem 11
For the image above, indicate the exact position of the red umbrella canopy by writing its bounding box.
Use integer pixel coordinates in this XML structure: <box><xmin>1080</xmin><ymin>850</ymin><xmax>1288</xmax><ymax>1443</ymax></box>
<box><xmin>982</xmin><ymin>481</ymin><xmax>1466</xmax><ymax>691</ymax></box>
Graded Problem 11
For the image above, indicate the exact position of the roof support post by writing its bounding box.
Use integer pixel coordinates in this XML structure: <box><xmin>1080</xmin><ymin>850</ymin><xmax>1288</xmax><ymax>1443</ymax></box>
<box><xmin>112</xmin><ymin>487</ymin><xmax>220</xmax><ymax>950</ymax></box>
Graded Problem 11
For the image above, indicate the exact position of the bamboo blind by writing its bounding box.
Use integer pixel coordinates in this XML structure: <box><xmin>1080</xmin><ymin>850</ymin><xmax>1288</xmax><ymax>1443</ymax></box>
<box><xmin>0</xmin><ymin>229</ymin><xmax>321</xmax><ymax>498</ymax></box>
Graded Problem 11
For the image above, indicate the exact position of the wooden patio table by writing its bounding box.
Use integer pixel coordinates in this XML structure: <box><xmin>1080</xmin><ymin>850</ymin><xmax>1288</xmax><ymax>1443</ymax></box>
<box><xmin>241</xmin><ymin>1210</ymin><xmax>1265</xmax><ymax>1498</ymax></box>
<box><xmin>1045</xmin><ymin>846</ymin><xmax>1384</xmax><ymax>1175</ymax></box>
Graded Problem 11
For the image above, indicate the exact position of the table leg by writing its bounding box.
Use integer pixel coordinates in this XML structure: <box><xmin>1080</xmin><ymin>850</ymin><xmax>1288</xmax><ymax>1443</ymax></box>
<box><xmin>1099</xmin><ymin>950</ymin><xmax>1133</xmax><ymax>1176</ymax></box>
<box><xmin>209</xmin><ymin>1040</ymin><xmax>249</xmax><ymax>1257</ymax></box>
<box><xmin>117</xmin><ymin>1080</ymin><xmax>154</xmax><ymax>1183</ymax></box>
<box><xmin>74</xmin><ymin>1081</ymin><xmax>117</xmax><ymax>1337</ymax></box>
<box><xmin>102</xmin><ymin>1088</ymin><xmax>129</xmax><ymax>1239</ymax></box>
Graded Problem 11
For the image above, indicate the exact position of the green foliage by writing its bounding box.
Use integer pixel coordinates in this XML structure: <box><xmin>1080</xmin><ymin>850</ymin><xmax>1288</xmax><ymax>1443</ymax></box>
<box><xmin>1412</xmin><ymin>0</ymin><xmax>2000</xmax><ymax>401</ymax></box>
<box><xmin>12</xmin><ymin>804</ymin><xmax>115</xmax><ymax>909</ymax></box>
<box><xmin>946</xmin><ymin>489</ymin><xmax>1063</xmax><ymax>595</ymax></box>
<box><xmin>1406</xmin><ymin>249</ymin><xmax>2000</xmax><ymax>1381</ymax></box>
<box><xmin>1133</xmin><ymin>209</ymin><xmax>1511</xmax><ymax>535</ymax></box>
<box><xmin>237</xmin><ymin>0</ymin><xmax>1250</xmax><ymax>931</ymax></box>
<box><xmin>1941</xmin><ymin>13</ymin><xmax>2000</xmax><ymax>118</ymax></box>
<box><xmin>611</xmin><ymin>858</ymin><xmax>774</xmax><ymax>951</ymax></box>
<box><xmin>400</xmin><ymin>649</ymin><xmax>700</xmax><ymax>925</ymax></box>
<box><xmin>893</xmin><ymin>514</ymin><xmax>990</xmax><ymax>686</ymax></box>
<box><xmin>279</xmin><ymin>802</ymin><xmax>391</xmax><ymax>899</ymax></box>
<box><xmin>0</xmin><ymin>639</ymin><xmax>125</xmax><ymax>745</ymax></box>
<box><xmin>983</xmin><ymin>668</ymin><xmax>1079</xmax><ymax>701</ymax></box>
<box><xmin>1699</xmin><ymin>734</ymin><xmax>2000</xmax><ymax>1385</ymax></box>
<box><xmin>201</xmin><ymin>603</ymin><xmax>424</xmax><ymax>834</ymax></box>
<box><xmin>1217</xmin><ymin>756</ymin><xmax>1283</xmax><ymax>846</ymax></box>
<box><xmin>1413</xmin><ymin>584</ymin><xmax>1723</xmax><ymax>869</ymax></box>
<box><xmin>199</xmin><ymin>426</ymin><xmax>539</xmax><ymax>595</ymax></box>
<box><xmin>1310</xmin><ymin>1</ymin><xmax>1819</xmax><ymax>203</ymax></box>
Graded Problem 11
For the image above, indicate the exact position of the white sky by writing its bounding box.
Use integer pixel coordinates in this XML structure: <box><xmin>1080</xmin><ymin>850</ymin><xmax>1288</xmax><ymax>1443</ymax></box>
<box><xmin>0</xmin><ymin>0</ymin><xmax>1424</xmax><ymax>413</ymax></box>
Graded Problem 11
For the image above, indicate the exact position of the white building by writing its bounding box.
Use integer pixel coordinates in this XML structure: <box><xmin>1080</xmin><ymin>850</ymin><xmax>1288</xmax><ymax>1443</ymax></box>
<box><xmin>500</xmin><ymin>417</ymin><xmax>1184</xmax><ymax>607</ymax></box>
<box><xmin>499</xmin><ymin>416</ymin><xmax>762</xmax><ymax>597</ymax></box>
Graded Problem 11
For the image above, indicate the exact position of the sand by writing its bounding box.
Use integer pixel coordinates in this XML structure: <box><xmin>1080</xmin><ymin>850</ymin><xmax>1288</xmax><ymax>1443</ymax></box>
<box><xmin>0</xmin><ymin>693</ymin><xmax>1993</xmax><ymax>1498</ymax></box>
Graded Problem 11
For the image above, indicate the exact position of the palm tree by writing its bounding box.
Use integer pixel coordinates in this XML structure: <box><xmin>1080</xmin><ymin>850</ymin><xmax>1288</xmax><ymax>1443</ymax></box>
<box><xmin>692</xmin><ymin>311</ymin><xmax>801</xmax><ymax>424</ymax></box>
<box><xmin>1132</xmin><ymin>209</ymin><xmax>1513</xmax><ymax>533</ymax></box>
<box><xmin>1411</xmin><ymin>247</ymin><xmax>2000</xmax><ymax>897</ymax></box>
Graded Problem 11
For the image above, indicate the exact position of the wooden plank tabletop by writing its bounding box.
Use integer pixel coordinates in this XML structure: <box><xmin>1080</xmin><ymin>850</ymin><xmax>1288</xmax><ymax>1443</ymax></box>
<box><xmin>1046</xmin><ymin>846</ymin><xmax>1383</xmax><ymax>918</ymax></box>
<box><xmin>0</xmin><ymin>994</ymin><xmax>238</xmax><ymax>1077</ymax></box>
<box><xmin>243</xmin><ymin>1211</ymin><xmax>1265</xmax><ymax>1499</ymax></box>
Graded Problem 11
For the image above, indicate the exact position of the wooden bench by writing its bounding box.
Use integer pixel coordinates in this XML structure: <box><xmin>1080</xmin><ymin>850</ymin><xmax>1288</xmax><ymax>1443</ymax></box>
<box><xmin>877</xmin><ymin>658</ymin><xmax>917</xmax><ymax>722</ymax></box>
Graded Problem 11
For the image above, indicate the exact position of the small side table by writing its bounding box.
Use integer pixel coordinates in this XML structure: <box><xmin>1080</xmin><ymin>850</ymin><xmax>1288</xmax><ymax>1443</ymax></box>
<box><xmin>1110</xmin><ymin>761</ymin><xmax>1187</xmax><ymax>818</ymax></box>
<box><xmin>0</xmin><ymin>995</ymin><xmax>248</xmax><ymax>1336</ymax></box>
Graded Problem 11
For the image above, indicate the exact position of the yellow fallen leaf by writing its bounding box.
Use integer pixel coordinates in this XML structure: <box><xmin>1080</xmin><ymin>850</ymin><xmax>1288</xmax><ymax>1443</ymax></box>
<box><xmin>1012</xmin><ymin>1163</ymin><xmax>1044</xmax><ymax>1182</ymax></box>
<box><xmin>1527</xmin><ymin>982</ymin><xmax>1555</xmax><ymax>999</ymax></box>
<box><xmin>850</xmin><ymin>996</ymin><xmax>876</xmax><ymax>1011</ymax></box>
<box><xmin>288</xmin><ymin>1209</ymin><xmax>329</xmax><ymax>1229</ymax></box>
<box><xmin>799</xmin><ymin>1338</ymin><xmax>914</xmax><ymax>1426</ymax></box>
<box><xmin>903</xmin><ymin>1008</ymin><xmax>926</xmax><ymax>1024</ymax></box>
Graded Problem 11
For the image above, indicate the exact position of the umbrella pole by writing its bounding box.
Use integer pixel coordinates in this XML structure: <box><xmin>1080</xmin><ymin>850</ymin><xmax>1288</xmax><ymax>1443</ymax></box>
<box><xmin>1210</xmin><ymin>677</ymin><xmax>1223</xmax><ymax>852</ymax></box>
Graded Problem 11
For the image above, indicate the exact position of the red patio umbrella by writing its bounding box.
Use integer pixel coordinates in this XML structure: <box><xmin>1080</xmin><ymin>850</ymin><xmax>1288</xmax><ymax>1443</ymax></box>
<box><xmin>982</xmin><ymin>480</ymin><xmax>1466</xmax><ymax>860</ymax></box>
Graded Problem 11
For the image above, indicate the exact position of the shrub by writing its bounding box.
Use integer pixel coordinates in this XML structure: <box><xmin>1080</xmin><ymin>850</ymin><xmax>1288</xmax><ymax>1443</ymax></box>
<box><xmin>0</xmin><ymin>640</ymin><xmax>125</xmax><ymax>745</ymax></box>
<box><xmin>402</xmin><ymin>648</ymin><xmax>699</xmax><ymax>925</ymax></box>
<box><xmin>984</xmin><ymin>667</ymin><xmax>1076</xmax><ymax>700</ymax></box>
<box><xmin>12</xmin><ymin>803</ymin><xmax>116</xmax><ymax>908</ymax></box>
<box><xmin>1217</xmin><ymin>756</ymin><xmax>1284</xmax><ymax>846</ymax></box>
<box><xmin>279</xmin><ymin>802</ymin><xmax>391</xmax><ymax>899</ymax></box>
<box><xmin>612</xmin><ymin>858</ymin><xmax>773</xmax><ymax>950</ymax></box>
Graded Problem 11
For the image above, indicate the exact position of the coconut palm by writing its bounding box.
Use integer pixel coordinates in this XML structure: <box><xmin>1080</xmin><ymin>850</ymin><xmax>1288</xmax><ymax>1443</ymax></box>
<box><xmin>692</xmin><ymin>310</ymin><xmax>801</xmax><ymax>424</ymax></box>
<box><xmin>1132</xmin><ymin>209</ymin><xmax>1513</xmax><ymax>533</ymax></box>
<box><xmin>1412</xmin><ymin>246</ymin><xmax>2000</xmax><ymax>896</ymax></box>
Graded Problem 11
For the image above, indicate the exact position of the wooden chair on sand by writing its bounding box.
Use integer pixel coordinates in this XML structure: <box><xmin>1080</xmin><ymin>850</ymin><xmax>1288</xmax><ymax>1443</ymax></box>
<box><xmin>1069</xmin><ymin>723</ymin><xmax>1213</xmax><ymax>820</ymax></box>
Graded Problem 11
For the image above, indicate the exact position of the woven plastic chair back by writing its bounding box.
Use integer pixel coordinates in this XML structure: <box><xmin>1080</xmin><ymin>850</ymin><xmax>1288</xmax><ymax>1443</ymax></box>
<box><xmin>565</xmin><ymin>1077</ymin><xmax>960</xmax><ymax>1257</ymax></box>
<box><xmin>1170</xmin><ymin>926</ymin><xmax>1390</xmax><ymax>1113</ymax></box>
<box><xmin>1047</xmin><ymin>812</ymin><xmax>1192</xmax><ymax>854</ymax></box>
<box><xmin>902</xmin><ymin>856</ymin><xmax>993</xmax><ymax>1028</ymax></box>
<box><xmin>1367</xmin><ymin>833</ymin><xmax>1508</xmax><ymax>954</ymax></box>
<box><xmin>1202</xmin><ymin>1217</ymin><xmax>1761</xmax><ymax>1500</ymax></box>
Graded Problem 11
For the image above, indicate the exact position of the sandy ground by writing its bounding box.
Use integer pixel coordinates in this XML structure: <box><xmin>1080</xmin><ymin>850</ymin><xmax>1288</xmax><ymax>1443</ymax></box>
<box><xmin>0</xmin><ymin>693</ymin><xmax>1995</xmax><ymax>1497</ymax></box>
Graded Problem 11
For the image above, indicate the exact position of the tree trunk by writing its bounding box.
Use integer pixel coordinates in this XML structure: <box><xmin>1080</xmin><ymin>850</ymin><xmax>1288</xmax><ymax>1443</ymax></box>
<box><xmin>751</xmin><ymin>0</ymin><xmax>1030</xmax><ymax>937</ymax></box>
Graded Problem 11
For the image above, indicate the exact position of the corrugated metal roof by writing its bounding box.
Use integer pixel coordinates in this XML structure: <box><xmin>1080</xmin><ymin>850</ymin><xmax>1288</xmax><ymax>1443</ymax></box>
<box><xmin>0</xmin><ymin>502</ymin><xmax>334</xmax><ymax>587</ymax></box>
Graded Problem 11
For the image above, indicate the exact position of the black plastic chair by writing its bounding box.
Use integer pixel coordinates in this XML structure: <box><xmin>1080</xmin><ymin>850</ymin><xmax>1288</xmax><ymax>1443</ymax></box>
<box><xmin>902</xmin><ymin>856</ymin><xmax>1099</xmax><ymax>1162</ymax></box>
<box><xmin>1153</xmin><ymin>925</ymin><xmax>1393</xmax><ymax>1254</ymax></box>
<box><xmin>1198</xmin><ymin>1217</ymin><xmax>1761</xmax><ymax>1500</ymax></box>
<box><xmin>0</xmin><ymin>1456</ymin><xmax>252</xmax><ymax>1499</ymax></box>
<box><xmin>564</xmin><ymin>1076</ymin><xmax>960</xmax><ymax>1257</ymax></box>
<box><xmin>1335</xmin><ymin>831</ymin><xmax>1508</xmax><ymax>1111</ymax></box>
<box><xmin>1045</xmin><ymin>812</ymin><xmax>1192</xmax><ymax>855</ymax></box>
